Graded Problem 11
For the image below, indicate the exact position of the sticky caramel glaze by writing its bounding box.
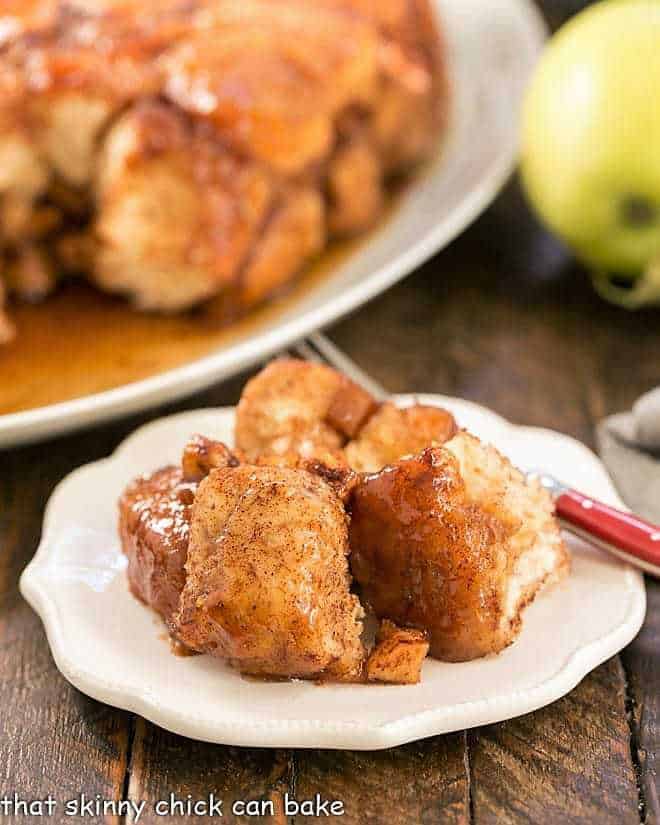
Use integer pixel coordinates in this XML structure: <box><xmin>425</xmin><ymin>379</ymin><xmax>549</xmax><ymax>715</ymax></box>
<box><xmin>119</xmin><ymin>466</ymin><xmax>196</xmax><ymax>622</ymax></box>
<box><xmin>0</xmin><ymin>193</ymin><xmax>398</xmax><ymax>416</ymax></box>
<box><xmin>348</xmin><ymin>447</ymin><xmax>516</xmax><ymax>662</ymax></box>
<box><xmin>0</xmin><ymin>1</ymin><xmax>194</xmax><ymax>100</ymax></box>
<box><xmin>0</xmin><ymin>242</ymin><xmax>337</xmax><ymax>415</ymax></box>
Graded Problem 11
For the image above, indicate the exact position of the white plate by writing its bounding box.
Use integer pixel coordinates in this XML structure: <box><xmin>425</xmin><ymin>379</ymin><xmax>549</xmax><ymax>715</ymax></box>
<box><xmin>20</xmin><ymin>396</ymin><xmax>646</xmax><ymax>750</ymax></box>
<box><xmin>0</xmin><ymin>0</ymin><xmax>546</xmax><ymax>448</ymax></box>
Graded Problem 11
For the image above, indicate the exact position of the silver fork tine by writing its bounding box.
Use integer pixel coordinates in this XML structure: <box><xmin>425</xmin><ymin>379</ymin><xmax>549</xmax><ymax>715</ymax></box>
<box><xmin>292</xmin><ymin>338</ymin><xmax>324</xmax><ymax>364</ymax></box>
<box><xmin>291</xmin><ymin>332</ymin><xmax>389</xmax><ymax>401</ymax></box>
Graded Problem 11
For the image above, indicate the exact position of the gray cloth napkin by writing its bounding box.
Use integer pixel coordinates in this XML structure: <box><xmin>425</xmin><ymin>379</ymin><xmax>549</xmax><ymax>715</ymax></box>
<box><xmin>596</xmin><ymin>387</ymin><xmax>660</xmax><ymax>522</ymax></box>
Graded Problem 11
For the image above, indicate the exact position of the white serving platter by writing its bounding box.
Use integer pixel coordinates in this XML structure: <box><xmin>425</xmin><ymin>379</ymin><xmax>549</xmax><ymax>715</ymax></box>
<box><xmin>0</xmin><ymin>0</ymin><xmax>546</xmax><ymax>448</ymax></box>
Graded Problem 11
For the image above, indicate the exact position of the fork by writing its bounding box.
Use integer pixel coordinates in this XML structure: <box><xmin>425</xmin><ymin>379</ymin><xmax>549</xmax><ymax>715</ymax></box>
<box><xmin>286</xmin><ymin>332</ymin><xmax>660</xmax><ymax>578</ymax></box>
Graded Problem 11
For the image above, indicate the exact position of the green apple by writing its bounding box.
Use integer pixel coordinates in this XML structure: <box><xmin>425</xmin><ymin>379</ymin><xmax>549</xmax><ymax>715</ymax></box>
<box><xmin>520</xmin><ymin>0</ymin><xmax>660</xmax><ymax>306</ymax></box>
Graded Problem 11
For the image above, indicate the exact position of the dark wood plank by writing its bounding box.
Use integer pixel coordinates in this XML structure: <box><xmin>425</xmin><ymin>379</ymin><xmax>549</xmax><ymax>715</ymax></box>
<box><xmin>0</xmin><ymin>443</ymin><xmax>131</xmax><ymax>825</ymax></box>
<box><xmin>578</xmin><ymin>320</ymin><xmax>660</xmax><ymax>825</ymax></box>
<box><xmin>290</xmin><ymin>735</ymin><xmax>468</xmax><ymax>824</ymax></box>
<box><xmin>124</xmin><ymin>719</ymin><xmax>289</xmax><ymax>824</ymax></box>
<box><xmin>623</xmin><ymin>582</ymin><xmax>660</xmax><ymax>825</ymax></box>
<box><xmin>468</xmin><ymin>659</ymin><xmax>640</xmax><ymax>825</ymax></box>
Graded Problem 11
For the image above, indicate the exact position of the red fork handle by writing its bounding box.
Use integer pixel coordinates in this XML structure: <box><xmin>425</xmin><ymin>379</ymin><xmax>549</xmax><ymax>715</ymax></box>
<box><xmin>556</xmin><ymin>489</ymin><xmax>660</xmax><ymax>578</ymax></box>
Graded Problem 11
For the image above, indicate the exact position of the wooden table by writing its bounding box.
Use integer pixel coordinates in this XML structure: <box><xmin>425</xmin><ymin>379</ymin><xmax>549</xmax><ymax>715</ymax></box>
<box><xmin>2</xmin><ymin>3</ymin><xmax>659</xmax><ymax>822</ymax></box>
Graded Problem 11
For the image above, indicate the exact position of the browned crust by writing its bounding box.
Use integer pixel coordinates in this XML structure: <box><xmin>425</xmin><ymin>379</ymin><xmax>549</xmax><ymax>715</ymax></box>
<box><xmin>325</xmin><ymin>378</ymin><xmax>379</xmax><ymax>439</ymax></box>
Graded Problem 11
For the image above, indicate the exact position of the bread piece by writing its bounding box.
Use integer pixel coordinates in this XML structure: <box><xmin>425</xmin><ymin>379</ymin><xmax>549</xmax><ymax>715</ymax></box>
<box><xmin>235</xmin><ymin>358</ymin><xmax>377</xmax><ymax>459</ymax></box>
<box><xmin>172</xmin><ymin>464</ymin><xmax>365</xmax><ymax>680</ymax></box>
<box><xmin>349</xmin><ymin>441</ymin><xmax>568</xmax><ymax>661</ymax></box>
<box><xmin>345</xmin><ymin>401</ymin><xmax>457</xmax><ymax>472</ymax></box>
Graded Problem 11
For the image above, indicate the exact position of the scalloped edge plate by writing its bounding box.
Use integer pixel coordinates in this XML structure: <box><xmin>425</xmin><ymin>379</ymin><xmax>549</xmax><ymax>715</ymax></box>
<box><xmin>20</xmin><ymin>396</ymin><xmax>646</xmax><ymax>750</ymax></box>
<box><xmin>0</xmin><ymin>0</ymin><xmax>547</xmax><ymax>447</ymax></box>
